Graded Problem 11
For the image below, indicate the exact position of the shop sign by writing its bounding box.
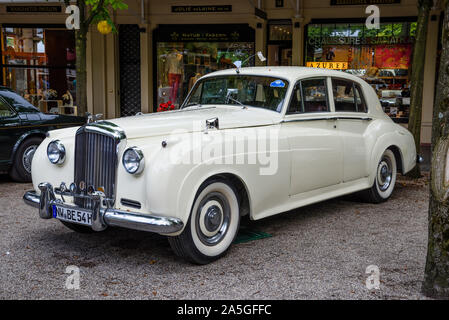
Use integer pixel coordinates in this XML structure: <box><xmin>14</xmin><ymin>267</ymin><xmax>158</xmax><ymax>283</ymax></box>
<box><xmin>308</xmin><ymin>36</ymin><xmax>414</xmax><ymax>46</ymax></box>
<box><xmin>306</xmin><ymin>61</ymin><xmax>349</xmax><ymax>69</ymax></box>
<box><xmin>171</xmin><ymin>6</ymin><xmax>232</xmax><ymax>13</ymax></box>
<box><xmin>330</xmin><ymin>0</ymin><xmax>400</xmax><ymax>5</ymax></box>
<box><xmin>156</xmin><ymin>25</ymin><xmax>254</xmax><ymax>43</ymax></box>
<box><xmin>6</xmin><ymin>6</ymin><xmax>62</xmax><ymax>13</ymax></box>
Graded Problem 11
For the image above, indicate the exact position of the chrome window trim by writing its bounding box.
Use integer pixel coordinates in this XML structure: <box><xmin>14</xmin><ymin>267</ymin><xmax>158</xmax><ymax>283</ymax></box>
<box><xmin>330</xmin><ymin>77</ymin><xmax>369</xmax><ymax>113</ymax></box>
<box><xmin>286</xmin><ymin>77</ymin><xmax>330</xmax><ymax>115</ymax></box>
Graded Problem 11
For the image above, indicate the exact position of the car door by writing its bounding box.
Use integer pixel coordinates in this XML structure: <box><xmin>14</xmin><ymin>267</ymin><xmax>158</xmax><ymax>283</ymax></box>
<box><xmin>331</xmin><ymin>77</ymin><xmax>370</xmax><ymax>182</ymax></box>
<box><xmin>0</xmin><ymin>96</ymin><xmax>22</xmax><ymax>168</ymax></box>
<box><xmin>282</xmin><ymin>77</ymin><xmax>343</xmax><ymax>196</ymax></box>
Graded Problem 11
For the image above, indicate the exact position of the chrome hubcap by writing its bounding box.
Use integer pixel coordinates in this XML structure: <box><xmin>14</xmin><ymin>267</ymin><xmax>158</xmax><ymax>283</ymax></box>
<box><xmin>22</xmin><ymin>145</ymin><xmax>37</xmax><ymax>174</ymax></box>
<box><xmin>196</xmin><ymin>192</ymin><xmax>230</xmax><ymax>246</ymax></box>
<box><xmin>377</xmin><ymin>158</ymin><xmax>392</xmax><ymax>192</ymax></box>
<box><xmin>204</xmin><ymin>205</ymin><xmax>222</xmax><ymax>233</ymax></box>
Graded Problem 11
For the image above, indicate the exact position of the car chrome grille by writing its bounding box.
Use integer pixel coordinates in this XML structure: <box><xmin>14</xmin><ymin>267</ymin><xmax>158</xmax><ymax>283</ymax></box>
<box><xmin>74</xmin><ymin>128</ymin><xmax>118</xmax><ymax>209</ymax></box>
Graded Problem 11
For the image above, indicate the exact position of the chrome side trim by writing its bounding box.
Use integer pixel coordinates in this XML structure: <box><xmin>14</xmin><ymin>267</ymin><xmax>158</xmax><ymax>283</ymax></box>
<box><xmin>282</xmin><ymin>116</ymin><xmax>372</xmax><ymax>123</ymax></box>
<box><xmin>23</xmin><ymin>188</ymin><xmax>184</xmax><ymax>234</ymax></box>
<box><xmin>335</xmin><ymin>116</ymin><xmax>372</xmax><ymax>121</ymax></box>
<box><xmin>282</xmin><ymin>117</ymin><xmax>338</xmax><ymax>123</ymax></box>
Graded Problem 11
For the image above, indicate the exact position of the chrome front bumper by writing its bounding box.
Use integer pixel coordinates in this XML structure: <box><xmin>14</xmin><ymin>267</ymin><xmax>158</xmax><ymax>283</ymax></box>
<box><xmin>23</xmin><ymin>182</ymin><xmax>184</xmax><ymax>234</ymax></box>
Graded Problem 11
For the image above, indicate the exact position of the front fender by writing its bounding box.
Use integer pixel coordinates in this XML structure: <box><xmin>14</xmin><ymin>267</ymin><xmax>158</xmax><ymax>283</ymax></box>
<box><xmin>120</xmin><ymin>126</ymin><xmax>288</xmax><ymax>235</ymax></box>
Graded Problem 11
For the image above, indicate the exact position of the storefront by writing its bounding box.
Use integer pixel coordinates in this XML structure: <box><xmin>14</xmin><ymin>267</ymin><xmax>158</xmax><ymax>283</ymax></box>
<box><xmin>0</xmin><ymin>0</ymin><xmax>442</xmax><ymax>145</ymax></box>
<box><xmin>267</xmin><ymin>20</ymin><xmax>293</xmax><ymax>66</ymax></box>
<box><xmin>0</xmin><ymin>24</ymin><xmax>76</xmax><ymax>115</ymax></box>
<box><xmin>305</xmin><ymin>18</ymin><xmax>416</xmax><ymax>123</ymax></box>
<box><xmin>153</xmin><ymin>24</ymin><xmax>255</xmax><ymax>109</ymax></box>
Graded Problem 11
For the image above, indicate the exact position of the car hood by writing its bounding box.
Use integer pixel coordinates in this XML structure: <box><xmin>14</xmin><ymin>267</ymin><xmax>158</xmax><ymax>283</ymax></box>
<box><xmin>107</xmin><ymin>105</ymin><xmax>281</xmax><ymax>140</ymax></box>
<box><xmin>48</xmin><ymin>105</ymin><xmax>282</xmax><ymax>140</ymax></box>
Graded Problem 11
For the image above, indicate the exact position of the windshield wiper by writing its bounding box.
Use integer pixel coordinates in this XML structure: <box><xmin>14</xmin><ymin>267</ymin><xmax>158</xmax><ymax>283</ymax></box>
<box><xmin>225</xmin><ymin>94</ymin><xmax>246</xmax><ymax>108</ymax></box>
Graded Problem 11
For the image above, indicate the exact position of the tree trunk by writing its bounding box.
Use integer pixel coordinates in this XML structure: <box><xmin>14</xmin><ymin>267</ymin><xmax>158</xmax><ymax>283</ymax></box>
<box><xmin>422</xmin><ymin>2</ymin><xmax>449</xmax><ymax>298</ymax></box>
<box><xmin>407</xmin><ymin>0</ymin><xmax>432</xmax><ymax>178</ymax></box>
<box><xmin>75</xmin><ymin>30</ymin><xmax>88</xmax><ymax>117</ymax></box>
<box><xmin>75</xmin><ymin>0</ymin><xmax>88</xmax><ymax>117</ymax></box>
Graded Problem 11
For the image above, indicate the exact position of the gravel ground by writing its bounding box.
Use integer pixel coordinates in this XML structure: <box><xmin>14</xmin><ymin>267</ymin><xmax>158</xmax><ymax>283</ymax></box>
<box><xmin>0</xmin><ymin>173</ymin><xmax>430</xmax><ymax>300</ymax></box>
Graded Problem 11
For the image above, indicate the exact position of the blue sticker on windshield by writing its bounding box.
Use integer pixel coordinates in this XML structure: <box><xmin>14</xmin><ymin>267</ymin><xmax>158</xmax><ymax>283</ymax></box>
<box><xmin>270</xmin><ymin>80</ymin><xmax>285</xmax><ymax>88</ymax></box>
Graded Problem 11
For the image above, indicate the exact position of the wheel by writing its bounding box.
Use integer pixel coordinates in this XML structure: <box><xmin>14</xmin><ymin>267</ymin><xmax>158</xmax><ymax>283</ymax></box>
<box><xmin>168</xmin><ymin>179</ymin><xmax>241</xmax><ymax>264</ymax></box>
<box><xmin>60</xmin><ymin>221</ymin><xmax>96</xmax><ymax>234</ymax></box>
<box><xmin>10</xmin><ymin>137</ymin><xmax>43</xmax><ymax>182</ymax></box>
<box><xmin>360</xmin><ymin>149</ymin><xmax>397</xmax><ymax>203</ymax></box>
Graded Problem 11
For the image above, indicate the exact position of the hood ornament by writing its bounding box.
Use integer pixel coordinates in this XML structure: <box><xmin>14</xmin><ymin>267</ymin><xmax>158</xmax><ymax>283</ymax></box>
<box><xmin>86</xmin><ymin>112</ymin><xmax>103</xmax><ymax>123</ymax></box>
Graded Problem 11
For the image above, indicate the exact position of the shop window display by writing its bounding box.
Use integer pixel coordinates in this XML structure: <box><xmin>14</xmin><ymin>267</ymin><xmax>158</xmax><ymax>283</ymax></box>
<box><xmin>156</xmin><ymin>41</ymin><xmax>254</xmax><ymax>109</ymax></box>
<box><xmin>0</xmin><ymin>27</ymin><xmax>76</xmax><ymax>115</ymax></box>
<box><xmin>305</xmin><ymin>21</ymin><xmax>416</xmax><ymax>123</ymax></box>
<box><xmin>267</xmin><ymin>21</ymin><xmax>292</xmax><ymax>66</ymax></box>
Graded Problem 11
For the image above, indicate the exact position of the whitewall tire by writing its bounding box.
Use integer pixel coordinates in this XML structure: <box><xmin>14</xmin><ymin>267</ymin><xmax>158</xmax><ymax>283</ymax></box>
<box><xmin>168</xmin><ymin>179</ymin><xmax>240</xmax><ymax>264</ymax></box>
<box><xmin>360</xmin><ymin>149</ymin><xmax>397</xmax><ymax>203</ymax></box>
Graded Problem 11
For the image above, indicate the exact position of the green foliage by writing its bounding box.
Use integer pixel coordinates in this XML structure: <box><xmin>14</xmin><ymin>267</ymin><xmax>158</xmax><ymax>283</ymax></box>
<box><xmin>84</xmin><ymin>0</ymin><xmax>128</xmax><ymax>32</ymax></box>
<box><xmin>55</xmin><ymin>0</ymin><xmax>128</xmax><ymax>32</ymax></box>
<box><xmin>85</xmin><ymin>0</ymin><xmax>128</xmax><ymax>11</ymax></box>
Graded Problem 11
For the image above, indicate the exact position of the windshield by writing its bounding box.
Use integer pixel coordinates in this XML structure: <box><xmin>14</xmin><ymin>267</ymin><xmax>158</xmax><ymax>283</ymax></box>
<box><xmin>183</xmin><ymin>75</ymin><xmax>289</xmax><ymax>113</ymax></box>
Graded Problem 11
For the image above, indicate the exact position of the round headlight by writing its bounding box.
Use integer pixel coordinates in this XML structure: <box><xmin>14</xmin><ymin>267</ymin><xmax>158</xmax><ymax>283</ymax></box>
<box><xmin>122</xmin><ymin>147</ymin><xmax>144</xmax><ymax>175</ymax></box>
<box><xmin>47</xmin><ymin>140</ymin><xmax>65</xmax><ymax>164</ymax></box>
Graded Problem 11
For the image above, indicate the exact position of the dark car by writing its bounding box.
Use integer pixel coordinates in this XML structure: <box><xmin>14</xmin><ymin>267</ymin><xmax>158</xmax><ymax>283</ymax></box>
<box><xmin>0</xmin><ymin>86</ymin><xmax>85</xmax><ymax>182</ymax></box>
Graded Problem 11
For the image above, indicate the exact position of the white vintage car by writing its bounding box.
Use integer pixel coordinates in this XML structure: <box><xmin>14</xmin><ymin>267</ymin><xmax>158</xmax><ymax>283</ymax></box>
<box><xmin>23</xmin><ymin>67</ymin><xmax>418</xmax><ymax>264</ymax></box>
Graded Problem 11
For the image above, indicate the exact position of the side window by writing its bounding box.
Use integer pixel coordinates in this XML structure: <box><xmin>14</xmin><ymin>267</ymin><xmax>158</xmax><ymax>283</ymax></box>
<box><xmin>0</xmin><ymin>98</ymin><xmax>14</xmax><ymax>118</ymax></box>
<box><xmin>287</xmin><ymin>82</ymin><xmax>302</xmax><ymax>114</ymax></box>
<box><xmin>355</xmin><ymin>84</ymin><xmax>367</xmax><ymax>113</ymax></box>
<box><xmin>301</xmin><ymin>78</ymin><xmax>329</xmax><ymax>113</ymax></box>
<box><xmin>332</xmin><ymin>78</ymin><xmax>356</xmax><ymax>112</ymax></box>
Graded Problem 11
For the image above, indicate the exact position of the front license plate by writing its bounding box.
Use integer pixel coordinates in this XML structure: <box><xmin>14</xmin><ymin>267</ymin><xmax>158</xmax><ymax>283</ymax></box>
<box><xmin>52</xmin><ymin>205</ymin><xmax>92</xmax><ymax>226</ymax></box>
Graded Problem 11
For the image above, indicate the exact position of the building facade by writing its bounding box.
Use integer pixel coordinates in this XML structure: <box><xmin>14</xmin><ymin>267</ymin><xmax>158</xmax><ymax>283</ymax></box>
<box><xmin>0</xmin><ymin>0</ymin><xmax>442</xmax><ymax>145</ymax></box>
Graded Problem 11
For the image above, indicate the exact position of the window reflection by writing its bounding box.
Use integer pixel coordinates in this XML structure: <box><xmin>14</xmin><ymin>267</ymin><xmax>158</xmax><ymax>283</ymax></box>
<box><xmin>306</xmin><ymin>21</ymin><xmax>416</xmax><ymax>123</ymax></box>
<box><xmin>156</xmin><ymin>42</ymin><xmax>254</xmax><ymax>109</ymax></box>
<box><xmin>1</xmin><ymin>27</ymin><xmax>77</xmax><ymax>115</ymax></box>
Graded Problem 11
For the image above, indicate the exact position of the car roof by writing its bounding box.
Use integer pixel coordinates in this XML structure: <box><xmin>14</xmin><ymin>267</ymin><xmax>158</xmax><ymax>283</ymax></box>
<box><xmin>0</xmin><ymin>85</ymin><xmax>13</xmax><ymax>92</ymax></box>
<box><xmin>199</xmin><ymin>66</ymin><xmax>387</xmax><ymax>119</ymax></box>
<box><xmin>201</xmin><ymin>66</ymin><xmax>364</xmax><ymax>83</ymax></box>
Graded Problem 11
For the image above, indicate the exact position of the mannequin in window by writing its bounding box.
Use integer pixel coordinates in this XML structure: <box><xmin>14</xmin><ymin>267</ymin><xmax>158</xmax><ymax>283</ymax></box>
<box><xmin>325</xmin><ymin>47</ymin><xmax>335</xmax><ymax>61</ymax></box>
<box><xmin>166</xmin><ymin>49</ymin><xmax>183</xmax><ymax>104</ymax></box>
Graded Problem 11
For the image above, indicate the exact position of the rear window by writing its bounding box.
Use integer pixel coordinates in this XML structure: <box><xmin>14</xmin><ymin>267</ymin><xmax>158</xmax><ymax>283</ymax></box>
<box><xmin>332</xmin><ymin>78</ymin><xmax>367</xmax><ymax>113</ymax></box>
